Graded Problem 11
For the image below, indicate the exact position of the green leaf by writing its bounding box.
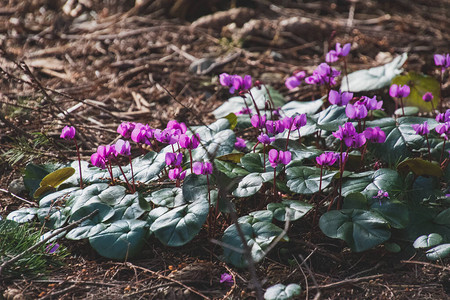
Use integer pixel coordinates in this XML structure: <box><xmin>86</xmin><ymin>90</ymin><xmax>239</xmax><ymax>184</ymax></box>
<box><xmin>216</xmin><ymin>153</ymin><xmax>245</xmax><ymax>163</ymax></box>
<box><xmin>397</xmin><ymin>158</ymin><xmax>443</xmax><ymax>178</ymax></box>
<box><xmin>343</xmin><ymin>192</ymin><xmax>368</xmax><ymax>209</ymax></box>
<box><xmin>148</xmin><ymin>187</ymin><xmax>185</xmax><ymax>208</ymax></box>
<box><xmin>384</xmin><ymin>242</ymin><xmax>401</xmax><ymax>253</ymax></box>
<box><xmin>89</xmin><ymin>220</ymin><xmax>147</xmax><ymax>259</ymax></box>
<box><xmin>37</xmin><ymin>206</ymin><xmax>70</xmax><ymax>229</ymax></box>
<box><xmin>150</xmin><ymin>200</ymin><xmax>209</xmax><ymax>247</ymax></box>
<box><xmin>233</xmin><ymin>172</ymin><xmax>274</xmax><ymax>197</ymax></box>
<box><xmin>66</xmin><ymin>222</ymin><xmax>107</xmax><ymax>240</ymax></box>
<box><xmin>6</xmin><ymin>207</ymin><xmax>38</xmax><ymax>223</ymax></box>
<box><xmin>392</xmin><ymin>72</ymin><xmax>441</xmax><ymax>112</ymax></box>
<box><xmin>192</xmin><ymin>129</ymin><xmax>236</xmax><ymax>161</ymax></box>
<box><xmin>341</xmin><ymin>53</ymin><xmax>407</xmax><ymax>92</ymax></box>
<box><xmin>281</xmin><ymin>98</ymin><xmax>323</xmax><ymax>117</ymax></box>
<box><xmin>40</xmin><ymin>167</ymin><xmax>75</xmax><ymax>188</ymax></box>
<box><xmin>182</xmin><ymin>174</ymin><xmax>217</xmax><ymax>204</ymax></box>
<box><xmin>394</xmin><ymin>106</ymin><xmax>419</xmax><ymax>116</ymax></box>
<box><xmin>126</xmin><ymin>152</ymin><xmax>166</xmax><ymax>183</ymax></box>
<box><xmin>286</xmin><ymin>166</ymin><xmax>337</xmax><ymax>195</ymax></box>
<box><xmin>319</xmin><ymin>209</ymin><xmax>391</xmax><ymax>252</ymax></box>
<box><xmin>426</xmin><ymin>244</ymin><xmax>450</xmax><ymax>260</ymax></box>
<box><xmin>370</xmin><ymin>200</ymin><xmax>409</xmax><ymax>229</ymax></box>
<box><xmin>267</xmin><ymin>200</ymin><xmax>313</xmax><ymax>222</ymax></box>
<box><xmin>69</xmin><ymin>201</ymin><xmax>115</xmax><ymax>223</ymax></box>
<box><xmin>272</xmin><ymin>139</ymin><xmax>322</xmax><ymax>162</ymax></box>
<box><xmin>413</xmin><ymin>233</ymin><xmax>443</xmax><ymax>249</ymax></box>
<box><xmin>214</xmin><ymin>159</ymin><xmax>249</xmax><ymax>178</ymax></box>
<box><xmin>222</xmin><ymin>221</ymin><xmax>286</xmax><ymax>267</ymax></box>
<box><xmin>33</xmin><ymin>185</ymin><xmax>56</xmax><ymax>199</ymax></box>
<box><xmin>23</xmin><ymin>163</ymin><xmax>59</xmax><ymax>197</ymax></box>
<box><xmin>224</xmin><ymin>113</ymin><xmax>238</xmax><ymax>130</ymax></box>
<box><xmin>341</xmin><ymin>169</ymin><xmax>403</xmax><ymax>198</ymax></box>
<box><xmin>434</xmin><ymin>208</ymin><xmax>450</xmax><ymax>225</ymax></box>
<box><xmin>238</xmin><ymin>210</ymin><xmax>274</xmax><ymax>224</ymax></box>
<box><xmin>264</xmin><ymin>283</ymin><xmax>302</xmax><ymax>300</ymax></box>
<box><xmin>241</xmin><ymin>153</ymin><xmax>276</xmax><ymax>173</ymax></box>
<box><xmin>314</xmin><ymin>105</ymin><xmax>348</xmax><ymax>132</ymax></box>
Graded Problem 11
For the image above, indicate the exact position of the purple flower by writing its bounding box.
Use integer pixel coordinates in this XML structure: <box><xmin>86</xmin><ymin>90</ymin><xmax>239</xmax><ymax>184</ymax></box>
<box><xmin>361</xmin><ymin>95</ymin><xmax>383</xmax><ymax>111</ymax></box>
<box><xmin>436</xmin><ymin>109</ymin><xmax>450</xmax><ymax>123</ymax></box>
<box><xmin>193</xmin><ymin>161</ymin><xmax>213</xmax><ymax>175</ymax></box>
<box><xmin>316</xmin><ymin>152</ymin><xmax>338</xmax><ymax>166</ymax></box>
<box><xmin>333</xmin><ymin>123</ymin><xmax>366</xmax><ymax>148</ymax></box>
<box><xmin>364</xmin><ymin>127</ymin><xmax>386</xmax><ymax>143</ymax></box>
<box><xmin>257</xmin><ymin>133</ymin><xmax>275</xmax><ymax>145</ymax></box>
<box><xmin>115</xmin><ymin>139</ymin><xmax>131</xmax><ymax>156</ymax></box>
<box><xmin>434</xmin><ymin>54</ymin><xmax>450</xmax><ymax>71</ymax></box>
<box><xmin>168</xmin><ymin>167</ymin><xmax>186</xmax><ymax>181</ymax></box>
<box><xmin>373</xmin><ymin>189</ymin><xmax>390</xmax><ymax>205</ymax></box>
<box><xmin>60</xmin><ymin>126</ymin><xmax>76</xmax><ymax>140</ymax></box>
<box><xmin>235</xmin><ymin>107</ymin><xmax>252</xmax><ymax>115</ymax></box>
<box><xmin>219</xmin><ymin>73</ymin><xmax>252</xmax><ymax>93</ymax></box>
<box><xmin>268</xmin><ymin>149</ymin><xmax>291</xmax><ymax>167</ymax></box>
<box><xmin>265</xmin><ymin>120</ymin><xmax>285</xmax><ymax>135</ymax></box>
<box><xmin>251</xmin><ymin>114</ymin><xmax>267</xmax><ymax>130</ymax></box>
<box><xmin>346</xmin><ymin>101</ymin><xmax>368</xmax><ymax>120</ymax></box>
<box><xmin>166</xmin><ymin>120</ymin><xmax>187</xmax><ymax>134</ymax></box>
<box><xmin>337</xmin><ymin>152</ymin><xmax>348</xmax><ymax>165</ymax></box>
<box><xmin>422</xmin><ymin>92</ymin><xmax>434</xmax><ymax>103</ymax></box>
<box><xmin>165</xmin><ymin>152</ymin><xmax>183</xmax><ymax>167</ymax></box>
<box><xmin>411</xmin><ymin>121</ymin><xmax>429</xmax><ymax>136</ymax></box>
<box><xmin>179</xmin><ymin>134</ymin><xmax>200</xmax><ymax>150</ymax></box>
<box><xmin>326</xmin><ymin>43</ymin><xmax>351</xmax><ymax>63</ymax></box>
<box><xmin>292</xmin><ymin>114</ymin><xmax>307</xmax><ymax>130</ymax></box>
<box><xmin>234</xmin><ymin>137</ymin><xmax>246</xmax><ymax>150</ymax></box>
<box><xmin>435</xmin><ymin>122</ymin><xmax>450</xmax><ymax>139</ymax></box>
<box><xmin>131</xmin><ymin>123</ymin><xmax>154</xmax><ymax>145</ymax></box>
<box><xmin>285</xmin><ymin>71</ymin><xmax>306</xmax><ymax>90</ymax></box>
<box><xmin>97</xmin><ymin>145</ymin><xmax>116</xmax><ymax>159</ymax></box>
<box><xmin>272</xmin><ymin>107</ymin><xmax>282</xmax><ymax>118</ymax></box>
<box><xmin>154</xmin><ymin>128</ymin><xmax>179</xmax><ymax>144</ymax></box>
<box><xmin>220</xmin><ymin>273</ymin><xmax>234</xmax><ymax>285</ymax></box>
<box><xmin>328</xmin><ymin>90</ymin><xmax>353</xmax><ymax>106</ymax></box>
<box><xmin>91</xmin><ymin>153</ymin><xmax>106</xmax><ymax>169</ymax></box>
<box><xmin>117</xmin><ymin>122</ymin><xmax>136</xmax><ymax>139</ymax></box>
<box><xmin>45</xmin><ymin>243</ymin><xmax>60</xmax><ymax>254</ymax></box>
<box><xmin>305</xmin><ymin>63</ymin><xmax>341</xmax><ymax>86</ymax></box>
<box><xmin>389</xmin><ymin>84</ymin><xmax>410</xmax><ymax>98</ymax></box>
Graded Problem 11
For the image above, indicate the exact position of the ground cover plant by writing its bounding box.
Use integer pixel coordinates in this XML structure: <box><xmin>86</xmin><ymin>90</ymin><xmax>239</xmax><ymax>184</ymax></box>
<box><xmin>0</xmin><ymin>1</ymin><xmax>449</xmax><ymax>299</ymax></box>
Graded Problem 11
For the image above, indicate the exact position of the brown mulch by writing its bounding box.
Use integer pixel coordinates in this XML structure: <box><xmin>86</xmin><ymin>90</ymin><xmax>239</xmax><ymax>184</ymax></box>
<box><xmin>1</xmin><ymin>0</ymin><xmax>449</xmax><ymax>299</ymax></box>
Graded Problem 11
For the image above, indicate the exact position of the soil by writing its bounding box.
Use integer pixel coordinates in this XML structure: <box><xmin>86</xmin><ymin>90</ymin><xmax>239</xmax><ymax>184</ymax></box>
<box><xmin>0</xmin><ymin>0</ymin><xmax>449</xmax><ymax>299</ymax></box>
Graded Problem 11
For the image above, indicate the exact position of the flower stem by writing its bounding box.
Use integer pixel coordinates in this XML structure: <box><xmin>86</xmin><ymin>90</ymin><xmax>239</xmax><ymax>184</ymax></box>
<box><xmin>117</xmin><ymin>163</ymin><xmax>133</xmax><ymax>192</ymax></box>
<box><xmin>189</xmin><ymin>149</ymin><xmax>193</xmax><ymax>173</ymax></box>
<box><xmin>319</xmin><ymin>165</ymin><xmax>323</xmax><ymax>195</ymax></box>
<box><xmin>440</xmin><ymin>139</ymin><xmax>446</xmax><ymax>164</ymax></box>
<box><xmin>248</xmin><ymin>90</ymin><xmax>262</xmax><ymax>120</ymax></box>
<box><xmin>73</xmin><ymin>139</ymin><xmax>83</xmax><ymax>189</ymax></box>
<box><xmin>128</xmin><ymin>156</ymin><xmax>136</xmax><ymax>193</ymax></box>
<box><xmin>425</xmin><ymin>134</ymin><xmax>432</xmax><ymax>162</ymax></box>
<box><xmin>400</xmin><ymin>97</ymin><xmax>405</xmax><ymax>116</ymax></box>
<box><xmin>107</xmin><ymin>162</ymin><xmax>114</xmax><ymax>185</ymax></box>
<box><xmin>285</xmin><ymin>128</ymin><xmax>291</xmax><ymax>151</ymax></box>
<box><xmin>263</xmin><ymin>145</ymin><xmax>266</xmax><ymax>172</ymax></box>
<box><xmin>273</xmin><ymin>168</ymin><xmax>277</xmax><ymax>201</ymax></box>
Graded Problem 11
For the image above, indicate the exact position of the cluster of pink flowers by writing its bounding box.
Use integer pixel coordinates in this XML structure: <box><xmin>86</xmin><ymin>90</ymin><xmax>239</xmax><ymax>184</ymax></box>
<box><xmin>435</xmin><ymin>109</ymin><xmax>450</xmax><ymax>140</ymax></box>
<box><xmin>219</xmin><ymin>73</ymin><xmax>252</xmax><ymax>94</ymax></box>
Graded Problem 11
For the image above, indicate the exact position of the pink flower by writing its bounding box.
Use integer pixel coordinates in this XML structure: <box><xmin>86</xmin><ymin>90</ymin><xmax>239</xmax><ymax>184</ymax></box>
<box><xmin>316</xmin><ymin>152</ymin><xmax>338</xmax><ymax>166</ymax></box>
<box><xmin>168</xmin><ymin>167</ymin><xmax>186</xmax><ymax>181</ymax></box>
<box><xmin>364</xmin><ymin>127</ymin><xmax>386</xmax><ymax>143</ymax></box>
<box><xmin>115</xmin><ymin>139</ymin><xmax>131</xmax><ymax>156</ymax></box>
<box><xmin>268</xmin><ymin>149</ymin><xmax>291</xmax><ymax>167</ymax></box>
<box><xmin>220</xmin><ymin>273</ymin><xmax>234</xmax><ymax>285</ymax></box>
<box><xmin>411</xmin><ymin>122</ymin><xmax>430</xmax><ymax>136</ymax></box>
<box><xmin>117</xmin><ymin>122</ymin><xmax>136</xmax><ymax>139</ymax></box>
<box><xmin>389</xmin><ymin>84</ymin><xmax>410</xmax><ymax>98</ymax></box>
<box><xmin>193</xmin><ymin>162</ymin><xmax>213</xmax><ymax>175</ymax></box>
<box><xmin>234</xmin><ymin>137</ymin><xmax>246</xmax><ymax>150</ymax></box>
<box><xmin>60</xmin><ymin>126</ymin><xmax>76</xmax><ymax>140</ymax></box>
<box><xmin>329</xmin><ymin>90</ymin><xmax>353</xmax><ymax>106</ymax></box>
<box><xmin>326</xmin><ymin>43</ymin><xmax>351</xmax><ymax>63</ymax></box>
<box><xmin>285</xmin><ymin>70</ymin><xmax>306</xmax><ymax>90</ymax></box>
<box><xmin>422</xmin><ymin>92</ymin><xmax>434</xmax><ymax>103</ymax></box>
<box><xmin>179</xmin><ymin>134</ymin><xmax>200</xmax><ymax>150</ymax></box>
<box><xmin>165</xmin><ymin>152</ymin><xmax>183</xmax><ymax>167</ymax></box>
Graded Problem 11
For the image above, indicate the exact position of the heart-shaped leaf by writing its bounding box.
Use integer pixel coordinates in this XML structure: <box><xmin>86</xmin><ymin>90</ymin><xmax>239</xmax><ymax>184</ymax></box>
<box><xmin>148</xmin><ymin>187</ymin><xmax>185</xmax><ymax>208</ymax></box>
<box><xmin>214</xmin><ymin>159</ymin><xmax>249</xmax><ymax>178</ymax></box>
<box><xmin>397</xmin><ymin>158</ymin><xmax>443</xmax><ymax>178</ymax></box>
<box><xmin>267</xmin><ymin>200</ymin><xmax>313</xmax><ymax>221</ymax></box>
<box><xmin>426</xmin><ymin>243</ymin><xmax>450</xmax><ymax>260</ymax></box>
<box><xmin>341</xmin><ymin>169</ymin><xmax>403</xmax><ymax>198</ymax></box>
<box><xmin>286</xmin><ymin>166</ymin><xmax>337</xmax><ymax>195</ymax></box>
<box><xmin>233</xmin><ymin>172</ymin><xmax>274</xmax><ymax>197</ymax></box>
<box><xmin>264</xmin><ymin>283</ymin><xmax>301</xmax><ymax>300</ymax></box>
<box><xmin>7</xmin><ymin>207</ymin><xmax>38</xmax><ymax>223</ymax></box>
<box><xmin>89</xmin><ymin>219</ymin><xmax>147</xmax><ymax>259</ymax></box>
<box><xmin>319</xmin><ymin>209</ymin><xmax>391</xmax><ymax>252</ymax></box>
<box><xmin>281</xmin><ymin>98</ymin><xmax>323</xmax><ymax>117</ymax></box>
<box><xmin>150</xmin><ymin>200</ymin><xmax>209</xmax><ymax>247</ymax></box>
<box><xmin>413</xmin><ymin>233</ymin><xmax>443</xmax><ymax>249</ymax></box>
<box><xmin>125</xmin><ymin>152</ymin><xmax>166</xmax><ymax>183</ymax></box>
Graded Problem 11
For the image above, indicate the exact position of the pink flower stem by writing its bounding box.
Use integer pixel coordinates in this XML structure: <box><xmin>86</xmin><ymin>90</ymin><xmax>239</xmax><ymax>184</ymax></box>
<box><xmin>285</xmin><ymin>128</ymin><xmax>291</xmax><ymax>151</ymax></box>
<box><xmin>117</xmin><ymin>163</ymin><xmax>133</xmax><ymax>192</ymax></box>
<box><xmin>128</xmin><ymin>156</ymin><xmax>136</xmax><ymax>193</ymax></box>
<box><xmin>73</xmin><ymin>139</ymin><xmax>83</xmax><ymax>189</ymax></box>
<box><xmin>248</xmin><ymin>90</ymin><xmax>262</xmax><ymax>120</ymax></box>
<box><xmin>297</xmin><ymin>129</ymin><xmax>302</xmax><ymax>145</ymax></box>
<box><xmin>263</xmin><ymin>84</ymin><xmax>276</xmax><ymax>115</ymax></box>
<box><xmin>107</xmin><ymin>162</ymin><xmax>114</xmax><ymax>185</ymax></box>
<box><xmin>189</xmin><ymin>149</ymin><xmax>193</xmax><ymax>173</ymax></box>
<box><xmin>273</xmin><ymin>167</ymin><xmax>277</xmax><ymax>201</ymax></box>
<box><xmin>263</xmin><ymin>145</ymin><xmax>266</xmax><ymax>172</ymax></box>
<box><xmin>425</xmin><ymin>134</ymin><xmax>432</xmax><ymax>162</ymax></box>
<box><xmin>319</xmin><ymin>165</ymin><xmax>323</xmax><ymax>196</ymax></box>
<box><xmin>440</xmin><ymin>139</ymin><xmax>446</xmax><ymax>164</ymax></box>
<box><xmin>400</xmin><ymin>97</ymin><xmax>405</xmax><ymax>116</ymax></box>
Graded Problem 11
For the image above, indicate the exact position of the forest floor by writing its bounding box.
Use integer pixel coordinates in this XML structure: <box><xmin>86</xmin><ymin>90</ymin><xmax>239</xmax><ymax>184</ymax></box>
<box><xmin>0</xmin><ymin>0</ymin><xmax>449</xmax><ymax>299</ymax></box>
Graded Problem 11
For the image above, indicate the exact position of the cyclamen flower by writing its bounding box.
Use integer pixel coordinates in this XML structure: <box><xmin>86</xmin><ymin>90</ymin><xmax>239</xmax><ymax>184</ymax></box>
<box><xmin>219</xmin><ymin>73</ymin><xmax>252</xmax><ymax>93</ymax></box>
<box><xmin>285</xmin><ymin>70</ymin><xmax>306</xmax><ymax>90</ymax></box>
<box><xmin>165</xmin><ymin>152</ymin><xmax>183</xmax><ymax>167</ymax></box>
<box><xmin>268</xmin><ymin>149</ymin><xmax>291</xmax><ymax>167</ymax></box>
<box><xmin>292</xmin><ymin>114</ymin><xmax>307</xmax><ymax>130</ymax></box>
<box><xmin>305</xmin><ymin>63</ymin><xmax>341</xmax><ymax>86</ymax></box>
<box><xmin>97</xmin><ymin>144</ymin><xmax>116</xmax><ymax>159</ymax></box>
<box><xmin>220</xmin><ymin>273</ymin><xmax>234</xmax><ymax>285</ymax></box>
<box><xmin>316</xmin><ymin>152</ymin><xmax>338</xmax><ymax>166</ymax></box>
<box><xmin>389</xmin><ymin>84</ymin><xmax>410</xmax><ymax>98</ymax></box>
<box><xmin>422</xmin><ymin>92</ymin><xmax>434</xmax><ymax>103</ymax></box>
<box><xmin>373</xmin><ymin>190</ymin><xmax>390</xmax><ymax>204</ymax></box>
<box><xmin>436</xmin><ymin>109</ymin><xmax>450</xmax><ymax>123</ymax></box>
<box><xmin>166</xmin><ymin>120</ymin><xmax>187</xmax><ymax>134</ymax></box>
<box><xmin>179</xmin><ymin>134</ymin><xmax>200</xmax><ymax>149</ymax></box>
<box><xmin>257</xmin><ymin>133</ymin><xmax>275</xmax><ymax>145</ymax></box>
<box><xmin>434</xmin><ymin>54</ymin><xmax>450</xmax><ymax>71</ymax></box>
<box><xmin>168</xmin><ymin>167</ymin><xmax>186</xmax><ymax>181</ymax></box>
<box><xmin>326</xmin><ymin>43</ymin><xmax>351</xmax><ymax>63</ymax></box>
<box><xmin>45</xmin><ymin>243</ymin><xmax>60</xmax><ymax>254</ymax></box>
<box><xmin>412</xmin><ymin>121</ymin><xmax>430</xmax><ymax>136</ymax></box>
<box><xmin>328</xmin><ymin>90</ymin><xmax>353</xmax><ymax>106</ymax></box>
<box><xmin>333</xmin><ymin>122</ymin><xmax>366</xmax><ymax>148</ymax></box>
<box><xmin>91</xmin><ymin>153</ymin><xmax>106</xmax><ymax>169</ymax></box>
<box><xmin>234</xmin><ymin>137</ymin><xmax>246</xmax><ymax>150</ymax></box>
<box><xmin>435</xmin><ymin>122</ymin><xmax>450</xmax><ymax>139</ymax></box>
<box><xmin>346</xmin><ymin>101</ymin><xmax>368</xmax><ymax>120</ymax></box>
<box><xmin>117</xmin><ymin>122</ymin><xmax>136</xmax><ymax>139</ymax></box>
<box><xmin>154</xmin><ymin>128</ymin><xmax>179</xmax><ymax>144</ymax></box>
<box><xmin>361</xmin><ymin>95</ymin><xmax>383</xmax><ymax>111</ymax></box>
<box><xmin>265</xmin><ymin>120</ymin><xmax>285</xmax><ymax>135</ymax></box>
<box><xmin>251</xmin><ymin>114</ymin><xmax>267</xmax><ymax>130</ymax></box>
<box><xmin>60</xmin><ymin>126</ymin><xmax>76</xmax><ymax>140</ymax></box>
<box><xmin>115</xmin><ymin>139</ymin><xmax>131</xmax><ymax>156</ymax></box>
<box><xmin>235</xmin><ymin>107</ymin><xmax>252</xmax><ymax>115</ymax></box>
<box><xmin>364</xmin><ymin>127</ymin><xmax>386</xmax><ymax>143</ymax></box>
<box><xmin>193</xmin><ymin>162</ymin><xmax>213</xmax><ymax>175</ymax></box>
<box><xmin>131</xmin><ymin>123</ymin><xmax>154</xmax><ymax>145</ymax></box>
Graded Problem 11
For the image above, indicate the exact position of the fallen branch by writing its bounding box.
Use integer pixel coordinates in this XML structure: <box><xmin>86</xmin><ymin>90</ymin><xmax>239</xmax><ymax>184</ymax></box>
<box><xmin>311</xmin><ymin>274</ymin><xmax>383</xmax><ymax>290</ymax></box>
<box><xmin>0</xmin><ymin>188</ymin><xmax>37</xmax><ymax>207</ymax></box>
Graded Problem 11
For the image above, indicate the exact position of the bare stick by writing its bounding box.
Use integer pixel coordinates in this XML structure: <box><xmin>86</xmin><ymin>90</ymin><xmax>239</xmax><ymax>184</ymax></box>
<box><xmin>0</xmin><ymin>209</ymin><xmax>99</xmax><ymax>276</ymax></box>
<box><xmin>0</xmin><ymin>188</ymin><xmax>37</xmax><ymax>206</ymax></box>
